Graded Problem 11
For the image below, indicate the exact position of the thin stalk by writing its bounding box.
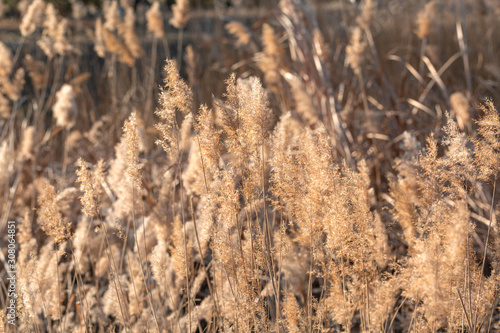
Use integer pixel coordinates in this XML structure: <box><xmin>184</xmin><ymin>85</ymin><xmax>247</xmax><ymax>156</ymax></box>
<box><xmin>363</xmin><ymin>259</ymin><xmax>370</xmax><ymax>330</ymax></box>
<box><xmin>175</xmin><ymin>131</ymin><xmax>192</xmax><ymax>333</ymax></box>
<box><xmin>307</xmin><ymin>220</ymin><xmax>313</xmax><ymax>333</ymax></box>
<box><xmin>340</xmin><ymin>254</ymin><xmax>349</xmax><ymax>331</ymax></box>
<box><xmin>98</xmin><ymin>213</ymin><xmax>131</xmax><ymax>331</ymax></box>
<box><xmin>145</xmin><ymin>37</ymin><xmax>158</xmax><ymax>125</ymax></box>
<box><xmin>457</xmin><ymin>287</ymin><xmax>473</xmax><ymax>331</ymax></box>
<box><xmin>486</xmin><ymin>295</ymin><xmax>500</xmax><ymax>333</ymax></box>
<box><xmin>176</xmin><ymin>28</ymin><xmax>184</xmax><ymax>69</ymax></box>
<box><xmin>131</xmin><ymin>186</ymin><xmax>161</xmax><ymax>332</ymax></box>
<box><xmin>140</xmin><ymin>200</ymin><xmax>161</xmax><ymax>332</ymax></box>
<box><xmin>68</xmin><ymin>242</ymin><xmax>91</xmax><ymax>333</ymax></box>
<box><xmin>61</xmin><ymin>130</ymin><xmax>68</xmax><ymax>185</ymax></box>
<box><xmin>119</xmin><ymin>216</ymin><xmax>132</xmax><ymax>273</ymax></box>
<box><xmin>37</xmin><ymin>56</ymin><xmax>54</xmax><ymax>118</ymax></box>
<box><xmin>418</xmin><ymin>37</ymin><xmax>427</xmax><ymax>79</ymax></box>
<box><xmin>479</xmin><ymin>175</ymin><xmax>496</xmax><ymax>280</ymax></box>
<box><xmin>261</xmin><ymin>137</ymin><xmax>279</xmax><ymax>313</ymax></box>
<box><xmin>41</xmin><ymin>55</ymin><xmax>65</xmax><ymax>116</ymax></box>
<box><xmin>475</xmin><ymin>174</ymin><xmax>497</xmax><ymax>328</ymax></box>
<box><xmin>387</xmin><ymin>296</ymin><xmax>407</xmax><ymax>333</ymax></box>
<box><xmin>466</xmin><ymin>235</ymin><xmax>474</xmax><ymax>330</ymax></box>
<box><xmin>190</xmin><ymin>197</ymin><xmax>220</xmax><ymax>320</ymax></box>
<box><xmin>54</xmin><ymin>244</ymin><xmax>63</xmax><ymax>333</ymax></box>
<box><xmin>276</xmin><ymin>215</ymin><xmax>284</xmax><ymax>332</ymax></box>
<box><xmin>453</xmin><ymin>0</ymin><xmax>472</xmax><ymax>97</ymax></box>
<box><xmin>125</xmin><ymin>254</ymin><xmax>142</xmax><ymax>321</ymax></box>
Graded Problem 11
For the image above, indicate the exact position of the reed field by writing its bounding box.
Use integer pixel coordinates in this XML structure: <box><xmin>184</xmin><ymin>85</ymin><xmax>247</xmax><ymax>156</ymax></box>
<box><xmin>2</xmin><ymin>0</ymin><xmax>500</xmax><ymax>331</ymax></box>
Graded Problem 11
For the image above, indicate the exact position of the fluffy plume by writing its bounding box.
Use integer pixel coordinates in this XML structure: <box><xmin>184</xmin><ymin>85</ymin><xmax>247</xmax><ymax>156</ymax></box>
<box><xmin>450</xmin><ymin>92</ymin><xmax>470</xmax><ymax>131</ymax></box>
<box><xmin>416</xmin><ymin>1</ymin><xmax>436</xmax><ymax>39</ymax></box>
<box><xmin>474</xmin><ymin>99</ymin><xmax>500</xmax><ymax>180</ymax></box>
<box><xmin>104</xmin><ymin>28</ymin><xmax>135</xmax><ymax>66</ymax></box>
<box><xmin>37</xmin><ymin>4</ymin><xmax>76</xmax><ymax>57</ymax></box>
<box><xmin>170</xmin><ymin>0</ymin><xmax>189</xmax><ymax>29</ymax></box>
<box><xmin>155</xmin><ymin>60</ymin><xmax>194</xmax><ymax>160</ymax></box>
<box><xmin>118</xmin><ymin>7</ymin><xmax>143</xmax><ymax>58</ymax></box>
<box><xmin>194</xmin><ymin>104</ymin><xmax>221</xmax><ymax>176</ymax></box>
<box><xmin>0</xmin><ymin>94</ymin><xmax>10</xmax><ymax>119</ymax></box>
<box><xmin>76</xmin><ymin>158</ymin><xmax>105</xmax><ymax>216</ymax></box>
<box><xmin>37</xmin><ymin>182</ymin><xmax>72</xmax><ymax>244</ymax></box>
<box><xmin>162</xmin><ymin>59</ymin><xmax>193</xmax><ymax>114</ymax></box>
<box><xmin>23</xmin><ymin>55</ymin><xmax>45</xmax><ymax>91</ymax></box>
<box><xmin>225</xmin><ymin>21</ymin><xmax>252</xmax><ymax>46</ymax></box>
<box><xmin>283</xmin><ymin>73</ymin><xmax>320</xmax><ymax>127</ymax></box>
<box><xmin>357</xmin><ymin>0</ymin><xmax>376</xmax><ymax>29</ymax></box>
<box><xmin>0</xmin><ymin>141</ymin><xmax>10</xmax><ymax>191</ymax></box>
<box><xmin>53</xmin><ymin>84</ymin><xmax>77</xmax><ymax>130</ymax></box>
<box><xmin>346</xmin><ymin>27</ymin><xmax>366</xmax><ymax>75</ymax></box>
<box><xmin>257</xmin><ymin>23</ymin><xmax>284</xmax><ymax>87</ymax></box>
<box><xmin>123</xmin><ymin>112</ymin><xmax>142</xmax><ymax>189</ymax></box>
<box><xmin>146</xmin><ymin>1</ymin><xmax>164</xmax><ymax>39</ymax></box>
<box><xmin>1</xmin><ymin>68</ymin><xmax>25</xmax><ymax>101</ymax></box>
<box><xmin>19</xmin><ymin>0</ymin><xmax>45</xmax><ymax>36</ymax></box>
<box><xmin>94</xmin><ymin>18</ymin><xmax>107</xmax><ymax>58</ymax></box>
<box><xmin>104</xmin><ymin>0</ymin><xmax>120</xmax><ymax>31</ymax></box>
<box><xmin>170</xmin><ymin>216</ymin><xmax>192</xmax><ymax>280</ymax></box>
<box><xmin>19</xmin><ymin>126</ymin><xmax>35</xmax><ymax>161</ymax></box>
<box><xmin>0</xmin><ymin>42</ymin><xmax>12</xmax><ymax>78</ymax></box>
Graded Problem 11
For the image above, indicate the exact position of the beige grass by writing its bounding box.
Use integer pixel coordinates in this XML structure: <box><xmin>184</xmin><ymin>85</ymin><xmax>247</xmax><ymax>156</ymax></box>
<box><xmin>1</xmin><ymin>0</ymin><xmax>500</xmax><ymax>332</ymax></box>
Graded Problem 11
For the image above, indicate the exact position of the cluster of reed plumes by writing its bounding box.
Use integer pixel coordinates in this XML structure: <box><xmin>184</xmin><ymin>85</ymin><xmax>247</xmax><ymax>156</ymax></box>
<box><xmin>2</xmin><ymin>0</ymin><xmax>500</xmax><ymax>332</ymax></box>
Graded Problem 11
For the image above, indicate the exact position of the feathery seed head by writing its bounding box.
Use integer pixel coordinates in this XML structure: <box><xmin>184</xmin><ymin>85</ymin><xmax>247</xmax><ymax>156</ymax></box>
<box><xmin>37</xmin><ymin>182</ymin><xmax>72</xmax><ymax>244</ymax></box>
<box><xmin>170</xmin><ymin>0</ymin><xmax>189</xmax><ymax>29</ymax></box>
<box><xmin>416</xmin><ymin>1</ymin><xmax>436</xmax><ymax>39</ymax></box>
<box><xmin>123</xmin><ymin>111</ymin><xmax>142</xmax><ymax>189</ymax></box>
<box><xmin>53</xmin><ymin>84</ymin><xmax>77</xmax><ymax>130</ymax></box>
<box><xmin>162</xmin><ymin>59</ymin><xmax>193</xmax><ymax>115</ymax></box>
<box><xmin>146</xmin><ymin>1</ymin><xmax>164</xmax><ymax>39</ymax></box>
<box><xmin>20</xmin><ymin>0</ymin><xmax>45</xmax><ymax>37</ymax></box>
<box><xmin>450</xmin><ymin>92</ymin><xmax>470</xmax><ymax>131</ymax></box>
<box><xmin>225</xmin><ymin>21</ymin><xmax>252</xmax><ymax>45</ymax></box>
<box><xmin>76</xmin><ymin>158</ymin><xmax>105</xmax><ymax>217</ymax></box>
<box><xmin>346</xmin><ymin>27</ymin><xmax>366</xmax><ymax>75</ymax></box>
<box><xmin>0</xmin><ymin>42</ymin><xmax>13</xmax><ymax>78</ymax></box>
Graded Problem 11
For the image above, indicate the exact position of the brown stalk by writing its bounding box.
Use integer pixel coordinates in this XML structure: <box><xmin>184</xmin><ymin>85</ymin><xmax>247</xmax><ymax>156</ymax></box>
<box><xmin>99</xmin><ymin>215</ymin><xmax>131</xmax><ymax>331</ymax></box>
<box><xmin>54</xmin><ymin>244</ymin><xmax>63</xmax><ymax>333</ymax></box>
<box><xmin>190</xmin><ymin>197</ymin><xmax>220</xmax><ymax>326</ymax></box>
<box><xmin>457</xmin><ymin>287</ymin><xmax>473</xmax><ymax>332</ymax></box>
<box><xmin>453</xmin><ymin>0</ymin><xmax>472</xmax><ymax>97</ymax></box>
<box><xmin>68</xmin><ymin>240</ymin><xmax>91</xmax><ymax>333</ymax></box>
<box><xmin>175</xmin><ymin>131</ymin><xmax>192</xmax><ymax>333</ymax></box>
<box><xmin>475</xmin><ymin>174</ymin><xmax>497</xmax><ymax>329</ymax></box>
<box><xmin>131</xmin><ymin>184</ymin><xmax>161</xmax><ymax>332</ymax></box>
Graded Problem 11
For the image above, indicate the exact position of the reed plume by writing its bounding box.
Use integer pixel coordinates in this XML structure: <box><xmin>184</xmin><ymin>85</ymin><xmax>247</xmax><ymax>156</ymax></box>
<box><xmin>95</xmin><ymin>18</ymin><xmax>107</xmax><ymax>58</ymax></box>
<box><xmin>416</xmin><ymin>0</ymin><xmax>436</xmax><ymax>40</ymax></box>
<box><xmin>0</xmin><ymin>41</ymin><xmax>12</xmax><ymax>78</ymax></box>
<box><xmin>170</xmin><ymin>0</ymin><xmax>189</xmax><ymax>29</ymax></box>
<box><xmin>257</xmin><ymin>23</ymin><xmax>284</xmax><ymax>87</ymax></box>
<box><xmin>225</xmin><ymin>21</ymin><xmax>252</xmax><ymax>46</ymax></box>
<box><xmin>450</xmin><ymin>92</ymin><xmax>470</xmax><ymax>131</ymax></box>
<box><xmin>76</xmin><ymin>158</ymin><xmax>105</xmax><ymax>217</ymax></box>
<box><xmin>123</xmin><ymin>111</ymin><xmax>142</xmax><ymax>190</ymax></box>
<box><xmin>53</xmin><ymin>84</ymin><xmax>77</xmax><ymax>130</ymax></box>
<box><xmin>19</xmin><ymin>0</ymin><xmax>44</xmax><ymax>36</ymax></box>
<box><xmin>346</xmin><ymin>27</ymin><xmax>366</xmax><ymax>75</ymax></box>
<box><xmin>37</xmin><ymin>182</ymin><xmax>72</xmax><ymax>244</ymax></box>
<box><xmin>146</xmin><ymin>1</ymin><xmax>164</xmax><ymax>39</ymax></box>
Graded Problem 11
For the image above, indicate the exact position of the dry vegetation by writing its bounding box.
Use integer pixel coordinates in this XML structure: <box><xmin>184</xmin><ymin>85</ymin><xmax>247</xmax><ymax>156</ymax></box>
<box><xmin>1</xmin><ymin>0</ymin><xmax>500</xmax><ymax>332</ymax></box>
